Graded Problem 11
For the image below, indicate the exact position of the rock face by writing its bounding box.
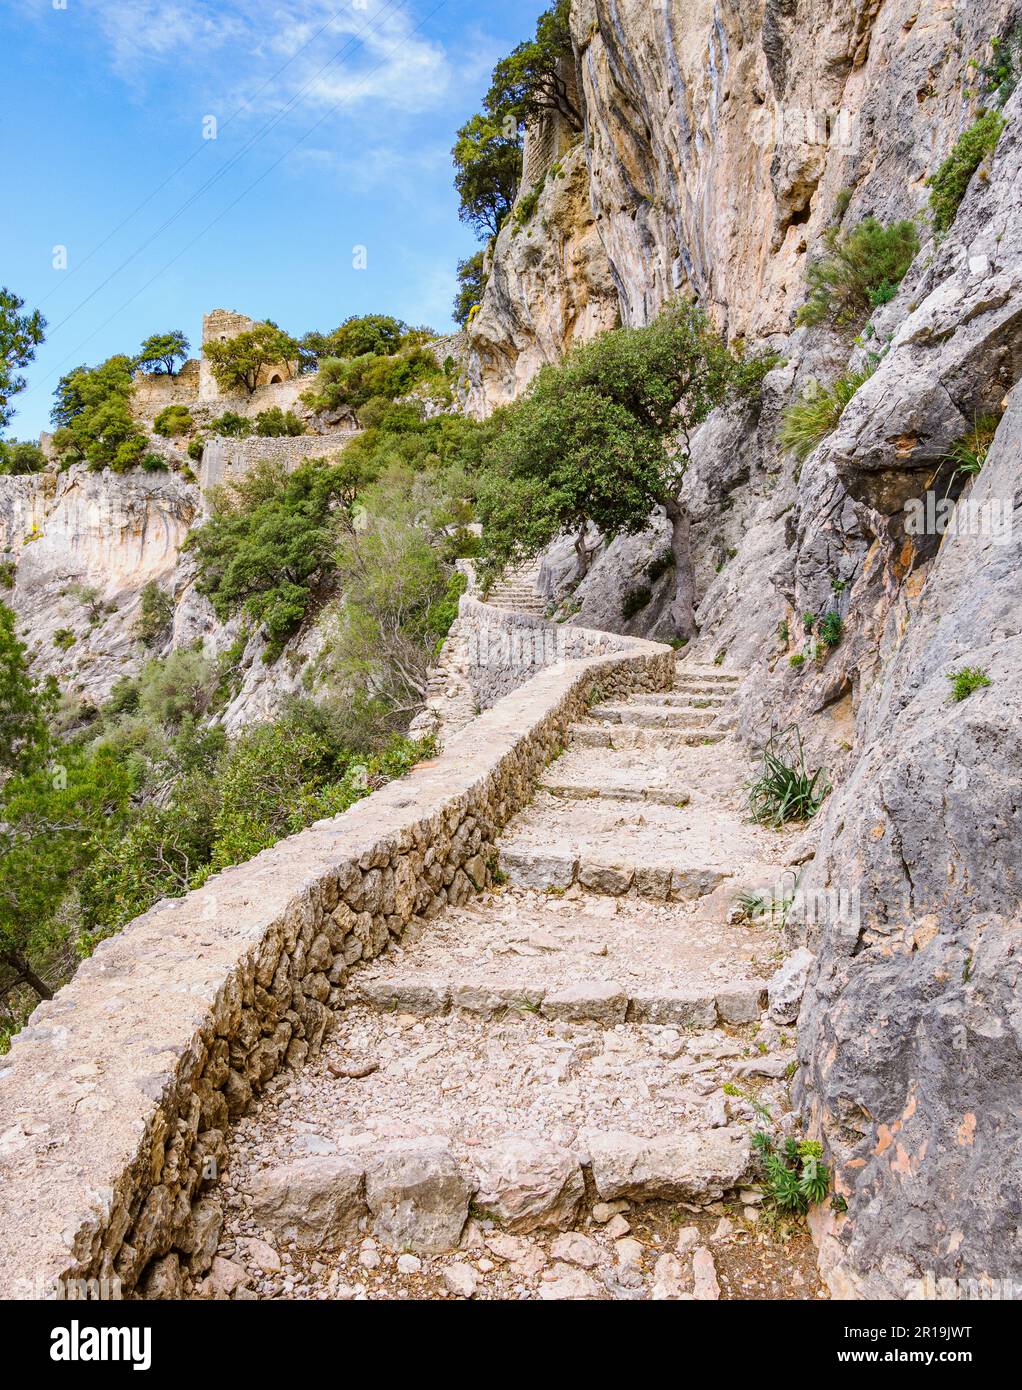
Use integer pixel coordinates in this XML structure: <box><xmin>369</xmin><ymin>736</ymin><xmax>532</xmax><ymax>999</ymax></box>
<box><xmin>464</xmin><ymin>141</ymin><xmax>620</xmax><ymax>415</ymax></box>
<box><xmin>461</xmin><ymin>0</ymin><xmax>1022</xmax><ymax>1299</ymax></box>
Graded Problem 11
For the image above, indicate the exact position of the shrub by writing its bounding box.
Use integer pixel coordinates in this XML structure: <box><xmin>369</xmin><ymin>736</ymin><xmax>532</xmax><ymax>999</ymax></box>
<box><xmin>0</xmin><ymin>439</ymin><xmax>46</xmax><ymax>475</ymax></box>
<box><xmin>53</xmin><ymin>628</ymin><xmax>76</xmax><ymax>650</ymax></box>
<box><xmin>153</xmin><ymin>404</ymin><xmax>194</xmax><ymax>437</ymax></box>
<box><xmin>187</xmin><ymin>436</ymin><xmax>205</xmax><ymax>462</ymax></box>
<box><xmin>303</xmin><ymin>348</ymin><xmax>444</xmax><ymax>419</ymax></box>
<box><xmin>254</xmin><ymin>407</ymin><xmax>305</xmax><ymax>437</ymax></box>
<box><xmin>140</xmin><ymin>453</ymin><xmax>168</xmax><ymax>473</ymax></box>
<box><xmin>789</xmin><ymin>652</ymin><xmax>805</xmax><ymax>668</ymax></box>
<box><xmin>208</xmin><ymin>411</ymin><xmax>252</xmax><ymax>438</ymax></box>
<box><xmin>135</xmin><ymin>647</ymin><xmax>215</xmax><ymax>728</ymax></box>
<box><xmin>185</xmin><ymin>458</ymin><xmax>357</xmax><ymax>656</ymax></box>
<box><xmin>796</xmin><ymin>218</ymin><xmax>920</xmax><ymax>327</ymax></box>
<box><xmin>134</xmin><ymin>582</ymin><xmax>174</xmax><ymax>647</ymax></box>
<box><xmin>979</xmin><ymin>30</ymin><xmax>1022</xmax><ymax>106</ymax></box>
<box><xmin>514</xmin><ymin>178</ymin><xmax>545</xmax><ymax>227</ymax></box>
<box><xmin>747</xmin><ymin>725</ymin><xmax>830</xmax><ymax>826</ymax></box>
<box><xmin>779</xmin><ymin>366</ymin><xmax>876</xmax><ymax>461</ymax></box>
<box><xmin>753</xmin><ymin>1131</ymin><xmax>831</xmax><ymax>1214</ymax></box>
<box><xmin>927</xmin><ymin>111</ymin><xmax>1006</xmax><ymax>235</ymax></box>
<box><xmin>946</xmin><ymin>666</ymin><xmax>991</xmax><ymax>702</ymax></box>
<box><xmin>0</xmin><ymin>560</ymin><xmax>16</xmax><ymax>590</ymax></box>
<box><xmin>818</xmin><ymin>611</ymin><xmax>844</xmax><ymax>647</ymax></box>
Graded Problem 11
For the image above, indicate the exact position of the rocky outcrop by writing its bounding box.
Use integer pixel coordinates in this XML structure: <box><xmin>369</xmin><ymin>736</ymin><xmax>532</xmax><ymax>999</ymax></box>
<box><xmin>464</xmin><ymin>142</ymin><xmax>620</xmax><ymax>414</ymax></box>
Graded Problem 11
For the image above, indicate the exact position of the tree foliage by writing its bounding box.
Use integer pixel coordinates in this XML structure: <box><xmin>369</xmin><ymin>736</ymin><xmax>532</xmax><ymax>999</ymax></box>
<box><xmin>50</xmin><ymin>356</ymin><xmax>149</xmax><ymax>472</ymax></box>
<box><xmin>135</xmin><ymin>330</ymin><xmax>190</xmax><ymax>375</ymax></box>
<box><xmin>452</xmin><ymin>114</ymin><xmax>522</xmax><ymax>239</ymax></box>
<box><xmin>303</xmin><ymin>347</ymin><xmax>446</xmax><ymax>421</ymax></box>
<box><xmin>454</xmin><ymin>252</ymin><xmax>487</xmax><ymax>326</ymax></box>
<box><xmin>478</xmin><ymin>303</ymin><xmax>772</xmax><ymax>634</ymax></box>
<box><xmin>486</xmin><ymin>0</ymin><xmax>580</xmax><ymax>131</ymax></box>
<box><xmin>0</xmin><ymin>439</ymin><xmax>46</xmax><ymax>475</ymax></box>
<box><xmin>203</xmin><ymin>322</ymin><xmax>300</xmax><ymax>395</ymax></box>
<box><xmin>0</xmin><ymin>287</ymin><xmax>45</xmax><ymax>430</ymax></box>
<box><xmin>185</xmin><ymin>458</ymin><xmax>359</xmax><ymax>655</ymax></box>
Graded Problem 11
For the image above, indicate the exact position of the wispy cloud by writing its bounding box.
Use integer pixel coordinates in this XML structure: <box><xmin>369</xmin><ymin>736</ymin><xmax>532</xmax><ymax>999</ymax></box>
<box><xmin>71</xmin><ymin>0</ymin><xmax>455</xmax><ymax>117</ymax></box>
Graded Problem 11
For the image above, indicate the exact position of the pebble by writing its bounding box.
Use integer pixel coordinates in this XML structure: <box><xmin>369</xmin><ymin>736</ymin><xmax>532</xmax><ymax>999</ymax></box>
<box><xmin>604</xmin><ymin>1214</ymin><xmax>631</xmax><ymax>1238</ymax></box>
<box><xmin>397</xmin><ymin>1254</ymin><xmax>422</xmax><ymax>1275</ymax></box>
<box><xmin>443</xmin><ymin>1264</ymin><xmax>478</xmax><ymax>1298</ymax></box>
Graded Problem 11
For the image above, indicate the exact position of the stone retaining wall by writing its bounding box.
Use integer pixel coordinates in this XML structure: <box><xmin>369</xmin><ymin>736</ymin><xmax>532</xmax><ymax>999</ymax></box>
<box><xmin>0</xmin><ymin>627</ymin><xmax>672</xmax><ymax>1300</ymax></box>
<box><xmin>199</xmin><ymin>431</ymin><xmax>357</xmax><ymax>492</ymax></box>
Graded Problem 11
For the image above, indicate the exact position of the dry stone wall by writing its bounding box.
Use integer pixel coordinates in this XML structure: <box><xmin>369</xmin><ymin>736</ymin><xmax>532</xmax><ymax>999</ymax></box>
<box><xmin>0</xmin><ymin>618</ymin><xmax>672</xmax><ymax>1300</ymax></box>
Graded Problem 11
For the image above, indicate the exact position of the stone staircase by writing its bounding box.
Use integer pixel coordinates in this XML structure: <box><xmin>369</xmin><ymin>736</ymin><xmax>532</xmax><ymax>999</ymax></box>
<box><xmin>205</xmin><ymin>656</ymin><xmax>816</xmax><ymax>1302</ymax></box>
<box><xmin>484</xmin><ymin>564</ymin><xmax>547</xmax><ymax>617</ymax></box>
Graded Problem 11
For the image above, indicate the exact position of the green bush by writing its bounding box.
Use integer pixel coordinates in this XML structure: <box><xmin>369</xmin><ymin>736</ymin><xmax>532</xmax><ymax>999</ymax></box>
<box><xmin>187</xmin><ymin>436</ymin><xmax>205</xmax><ymax>462</ymax></box>
<box><xmin>946</xmin><ymin>666</ymin><xmax>991</xmax><ymax>702</ymax></box>
<box><xmin>185</xmin><ymin>458</ymin><xmax>357</xmax><ymax>657</ymax></box>
<box><xmin>818</xmin><ymin>611</ymin><xmax>844</xmax><ymax>647</ymax></box>
<box><xmin>53</xmin><ymin>628</ymin><xmax>76</xmax><ymax>651</ymax></box>
<box><xmin>0</xmin><ymin>560</ymin><xmax>16</xmax><ymax>590</ymax></box>
<box><xmin>779</xmin><ymin>366</ymin><xmax>876</xmax><ymax>461</ymax></box>
<box><xmin>927</xmin><ymin>111</ymin><xmax>1006</xmax><ymax>235</ymax></box>
<box><xmin>254</xmin><ymin>407</ymin><xmax>305</xmax><ymax>437</ymax></box>
<box><xmin>747</xmin><ymin>725</ymin><xmax>830</xmax><ymax>827</ymax></box>
<box><xmin>0</xmin><ymin>439</ymin><xmax>46</xmax><ymax>475</ymax></box>
<box><xmin>946</xmin><ymin>414</ymin><xmax>999</xmax><ymax>484</ymax></box>
<box><xmin>796</xmin><ymin>218</ymin><xmax>920</xmax><ymax>328</ymax></box>
<box><xmin>208</xmin><ymin>411</ymin><xmax>252</xmax><ymax>438</ymax></box>
<box><xmin>513</xmin><ymin>178</ymin><xmax>545</xmax><ymax>227</ymax></box>
<box><xmin>303</xmin><ymin>348</ymin><xmax>445</xmax><ymax>420</ymax></box>
<box><xmin>153</xmin><ymin>404</ymin><xmax>194</xmax><ymax>438</ymax></box>
<box><xmin>134</xmin><ymin>581</ymin><xmax>173</xmax><ymax>647</ymax></box>
<box><xmin>140</xmin><ymin>453</ymin><xmax>168</xmax><ymax>473</ymax></box>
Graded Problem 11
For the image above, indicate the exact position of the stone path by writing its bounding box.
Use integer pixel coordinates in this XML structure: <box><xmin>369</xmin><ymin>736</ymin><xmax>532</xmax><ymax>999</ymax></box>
<box><xmin>193</xmin><ymin>638</ymin><xmax>823</xmax><ymax>1302</ymax></box>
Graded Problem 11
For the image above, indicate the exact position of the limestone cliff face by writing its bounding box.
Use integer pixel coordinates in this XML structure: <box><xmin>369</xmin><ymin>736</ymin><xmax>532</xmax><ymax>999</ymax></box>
<box><xmin>468</xmin><ymin>0</ymin><xmax>1022</xmax><ymax>1298</ymax></box>
<box><xmin>464</xmin><ymin>141</ymin><xmax>620</xmax><ymax>414</ymax></box>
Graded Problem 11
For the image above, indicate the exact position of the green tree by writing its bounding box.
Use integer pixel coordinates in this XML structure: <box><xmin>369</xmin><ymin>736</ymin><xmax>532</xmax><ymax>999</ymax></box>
<box><xmin>454</xmin><ymin>252</ymin><xmax>487</xmax><ymax>326</ymax></box>
<box><xmin>50</xmin><ymin>356</ymin><xmax>148</xmax><ymax>472</ymax></box>
<box><xmin>254</xmin><ymin>406</ymin><xmax>305</xmax><ymax>437</ymax></box>
<box><xmin>0</xmin><ymin>439</ymin><xmax>46</xmax><ymax>475</ymax></box>
<box><xmin>185</xmin><ymin>458</ymin><xmax>361</xmax><ymax>655</ymax></box>
<box><xmin>303</xmin><ymin>348</ymin><xmax>444</xmax><ymax>421</ymax></box>
<box><xmin>203</xmin><ymin>322</ymin><xmax>300</xmax><ymax>395</ymax></box>
<box><xmin>301</xmin><ymin>314</ymin><xmax>411</xmax><ymax>368</ymax></box>
<box><xmin>1</xmin><ymin>748</ymin><xmax>131</xmax><ymax>1006</ymax></box>
<box><xmin>0</xmin><ymin>287</ymin><xmax>46</xmax><ymax>430</ymax></box>
<box><xmin>452</xmin><ymin>114</ymin><xmax>522</xmax><ymax>239</ymax></box>
<box><xmin>479</xmin><ymin>303</ymin><xmax>771</xmax><ymax>637</ymax></box>
<box><xmin>485</xmin><ymin>0</ymin><xmax>580</xmax><ymax>131</ymax></box>
<box><xmin>135</xmin><ymin>330</ymin><xmax>190</xmax><ymax>375</ymax></box>
<box><xmin>0</xmin><ymin>601</ymin><xmax>55</xmax><ymax>778</ymax></box>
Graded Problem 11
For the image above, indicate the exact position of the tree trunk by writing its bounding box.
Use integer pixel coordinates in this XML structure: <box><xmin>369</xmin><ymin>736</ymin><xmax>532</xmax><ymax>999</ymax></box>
<box><xmin>574</xmin><ymin>528</ymin><xmax>591</xmax><ymax>581</ymax></box>
<box><xmin>663</xmin><ymin>496</ymin><xmax>697</xmax><ymax>641</ymax></box>
<box><xmin>3</xmin><ymin>951</ymin><xmax>53</xmax><ymax>1001</ymax></box>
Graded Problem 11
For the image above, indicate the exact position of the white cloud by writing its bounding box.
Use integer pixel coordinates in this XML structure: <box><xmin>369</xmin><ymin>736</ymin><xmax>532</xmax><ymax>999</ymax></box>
<box><xmin>74</xmin><ymin>0</ymin><xmax>454</xmax><ymax>117</ymax></box>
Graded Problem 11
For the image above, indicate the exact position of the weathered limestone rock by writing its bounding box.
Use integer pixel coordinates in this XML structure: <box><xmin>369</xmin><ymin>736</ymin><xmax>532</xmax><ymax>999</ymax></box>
<box><xmin>768</xmin><ymin>949</ymin><xmax>815</xmax><ymax>1025</ymax></box>
<box><xmin>246</xmin><ymin>1156</ymin><xmax>366</xmax><ymax>1250</ymax></box>
<box><xmin>471</xmin><ymin>1136</ymin><xmax>585</xmax><ymax>1233</ymax></box>
<box><xmin>585</xmin><ymin>1127</ymin><xmax>751</xmax><ymax>1203</ymax></box>
<box><xmin>364</xmin><ymin>1140</ymin><xmax>472</xmax><ymax>1254</ymax></box>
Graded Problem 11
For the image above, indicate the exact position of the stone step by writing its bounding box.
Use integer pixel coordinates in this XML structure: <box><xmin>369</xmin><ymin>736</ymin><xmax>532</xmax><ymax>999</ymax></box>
<box><xmin>497</xmin><ymin>844</ymin><xmax>732</xmax><ymax>900</ymax></box>
<box><xmin>590</xmin><ymin>703</ymin><xmax>716</xmax><ymax>730</ymax></box>
<box><xmin>538</xmin><ymin>777</ymin><xmax>691</xmax><ymax>807</ymax></box>
<box><xmin>636</xmin><ymin>692</ymin><xmax>730</xmax><ymax>709</ymax></box>
<box><xmin>569</xmin><ymin>722</ymin><xmax>725</xmax><ymax>750</ymax></box>
<box><xmin>672</xmin><ymin>675</ymin><xmax>740</xmax><ymax>692</ymax></box>
<box><xmin>228</xmin><ymin>1004</ymin><xmax>785</xmax><ymax>1256</ymax></box>
<box><xmin>674</xmin><ymin>665</ymin><xmax>740</xmax><ymax>681</ymax></box>
<box><xmin>347</xmin><ymin>891</ymin><xmax>775</xmax><ymax>1029</ymax></box>
<box><xmin>352</xmin><ymin>975</ymin><xmax>766</xmax><ymax>1029</ymax></box>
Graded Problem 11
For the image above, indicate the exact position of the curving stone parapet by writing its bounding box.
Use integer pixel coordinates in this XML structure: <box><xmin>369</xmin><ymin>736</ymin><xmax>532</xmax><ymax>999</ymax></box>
<box><xmin>0</xmin><ymin>610</ymin><xmax>672</xmax><ymax>1300</ymax></box>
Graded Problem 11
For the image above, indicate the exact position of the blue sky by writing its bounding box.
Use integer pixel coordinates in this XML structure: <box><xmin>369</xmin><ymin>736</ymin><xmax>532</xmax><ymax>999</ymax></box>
<box><xmin>1</xmin><ymin>0</ymin><xmax>546</xmax><ymax>439</ymax></box>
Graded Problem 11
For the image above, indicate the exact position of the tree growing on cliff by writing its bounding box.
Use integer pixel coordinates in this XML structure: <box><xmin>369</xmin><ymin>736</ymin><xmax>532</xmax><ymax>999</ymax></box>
<box><xmin>135</xmin><ymin>330</ymin><xmax>190</xmax><ymax>375</ymax></box>
<box><xmin>203</xmin><ymin>322</ymin><xmax>300</xmax><ymax>395</ymax></box>
<box><xmin>453</xmin><ymin>252</ymin><xmax>487</xmax><ymax>326</ymax></box>
<box><xmin>50</xmin><ymin>355</ymin><xmax>149</xmax><ymax>472</ymax></box>
<box><xmin>452</xmin><ymin>113</ymin><xmax>522</xmax><ymax>239</ymax></box>
<box><xmin>485</xmin><ymin>0</ymin><xmax>581</xmax><ymax>132</ymax></box>
<box><xmin>478</xmin><ymin>303</ymin><xmax>772</xmax><ymax>638</ymax></box>
<box><xmin>0</xmin><ymin>287</ymin><xmax>45</xmax><ymax>430</ymax></box>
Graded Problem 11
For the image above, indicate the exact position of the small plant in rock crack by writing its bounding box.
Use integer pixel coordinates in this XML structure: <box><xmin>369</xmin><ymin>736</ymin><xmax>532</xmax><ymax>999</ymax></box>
<box><xmin>946</xmin><ymin>666</ymin><xmax>991</xmax><ymax>702</ymax></box>
<box><xmin>747</xmin><ymin>724</ymin><xmax>830</xmax><ymax>827</ymax></box>
<box><xmin>945</xmin><ymin>414</ymin><xmax>1000</xmax><ymax>490</ymax></box>
<box><xmin>733</xmin><ymin>889</ymin><xmax>793</xmax><ymax>929</ymax></box>
<box><xmin>789</xmin><ymin>653</ymin><xmax>805</xmax><ymax>668</ymax></box>
<box><xmin>752</xmin><ymin>1132</ymin><xmax>831</xmax><ymax>1214</ymax></box>
<box><xmin>818</xmin><ymin>610</ymin><xmax>844</xmax><ymax>647</ymax></box>
<box><xmin>586</xmin><ymin>682</ymin><xmax>607</xmax><ymax>708</ymax></box>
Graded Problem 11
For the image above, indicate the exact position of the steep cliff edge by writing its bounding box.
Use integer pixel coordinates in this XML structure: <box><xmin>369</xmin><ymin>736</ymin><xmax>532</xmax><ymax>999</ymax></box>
<box><xmin>466</xmin><ymin>0</ymin><xmax>1022</xmax><ymax>1297</ymax></box>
